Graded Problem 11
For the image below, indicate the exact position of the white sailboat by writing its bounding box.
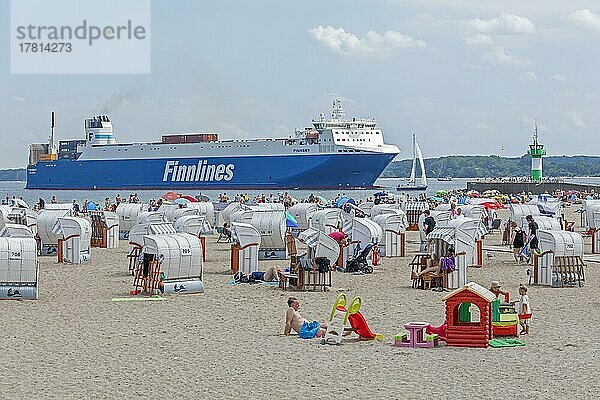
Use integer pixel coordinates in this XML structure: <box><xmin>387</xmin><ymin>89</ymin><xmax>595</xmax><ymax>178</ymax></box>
<box><xmin>397</xmin><ymin>134</ymin><xmax>427</xmax><ymax>191</ymax></box>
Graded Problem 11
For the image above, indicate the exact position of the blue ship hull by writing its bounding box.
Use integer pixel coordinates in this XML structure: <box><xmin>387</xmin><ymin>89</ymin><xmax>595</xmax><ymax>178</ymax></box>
<box><xmin>26</xmin><ymin>153</ymin><xmax>395</xmax><ymax>190</ymax></box>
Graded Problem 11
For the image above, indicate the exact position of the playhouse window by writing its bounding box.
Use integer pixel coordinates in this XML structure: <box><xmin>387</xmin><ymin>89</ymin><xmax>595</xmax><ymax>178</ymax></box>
<box><xmin>455</xmin><ymin>302</ymin><xmax>482</xmax><ymax>325</ymax></box>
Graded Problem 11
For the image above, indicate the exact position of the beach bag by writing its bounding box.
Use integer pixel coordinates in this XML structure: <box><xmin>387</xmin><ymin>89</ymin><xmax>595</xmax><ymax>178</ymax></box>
<box><xmin>315</xmin><ymin>258</ymin><xmax>330</xmax><ymax>273</ymax></box>
<box><xmin>440</xmin><ymin>256</ymin><xmax>456</xmax><ymax>272</ymax></box>
<box><xmin>234</xmin><ymin>271</ymin><xmax>249</xmax><ymax>283</ymax></box>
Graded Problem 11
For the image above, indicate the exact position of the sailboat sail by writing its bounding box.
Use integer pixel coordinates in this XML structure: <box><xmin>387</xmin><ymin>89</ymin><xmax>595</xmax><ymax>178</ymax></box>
<box><xmin>415</xmin><ymin>142</ymin><xmax>427</xmax><ymax>186</ymax></box>
<box><xmin>398</xmin><ymin>133</ymin><xmax>427</xmax><ymax>191</ymax></box>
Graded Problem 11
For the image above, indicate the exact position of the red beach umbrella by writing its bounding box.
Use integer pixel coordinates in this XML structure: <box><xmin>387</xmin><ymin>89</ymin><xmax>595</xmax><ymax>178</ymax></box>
<box><xmin>179</xmin><ymin>195</ymin><xmax>198</xmax><ymax>202</ymax></box>
<box><xmin>162</xmin><ymin>191</ymin><xmax>180</xmax><ymax>201</ymax></box>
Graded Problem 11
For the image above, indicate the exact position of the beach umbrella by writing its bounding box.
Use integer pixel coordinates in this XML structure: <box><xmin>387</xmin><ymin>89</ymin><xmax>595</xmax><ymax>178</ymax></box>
<box><xmin>335</xmin><ymin>196</ymin><xmax>356</xmax><ymax>208</ymax></box>
<box><xmin>180</xmin><ymin>195</ymin><xmax>197</xmax><ymax>202</ymax></box>
<box><xmin>174</xmin><ymin>198</ymin><xmax>189</xmax><ymax>206</ymax></box>
<box><xmin>373</xmin><ymin>191</ymin><xmax>388</xmax><ymax>197</ymax></box>
<box><xmin>480</xmin><ymin>201</ymin><xmax>504</xmax><ymax>210</ymax></box>
<box><xmin>13</xmin><ymin>199</ymin><xmax>29</xmax><ymax>208</ymax></box>
<box><xmin>335</xmin><ymin>197</ymin><xmax>348</xmax><ymax>208</ymax></box>
<box><xmin>435</xmin><ymin>190</ymin><xmax>448</xmax><ymax>196</ymax></box>
<box><xmin>285</xmin><ymin>212</ymin><xmax>298</xmax><ymax>227</ymax></box>
<box><xmin>87</xmin><ymin>201</ymin><xmax>98</xmax><ymax>211</ymax></box>
<box><xmin>285</xmin><ymin>212</ymin><xmax>297</xmax><ymax>224</ymax></box>
<box><xmin>316</xmin><ymin>196</ymin><xmax>328</xmax><ymax>205</ymax></box>
<box><xmin>162</xmin><ymin>192</ymin><xmax>179</xmax><ymax>201</ymax></box>
<box><xmin>431</xmin><ymin>196</ymin><xmax>445</xmax><ymax>202</ymax></box>
<box><xmin>467</xmin><ymin>190</ymin><xmax>480</xmax><ymax>197</ymax></box>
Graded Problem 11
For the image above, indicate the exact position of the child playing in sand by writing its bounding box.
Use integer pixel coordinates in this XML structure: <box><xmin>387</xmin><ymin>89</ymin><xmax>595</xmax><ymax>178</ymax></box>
<box><xmin>516</xmin><ymin>284</ymin><xmax>531</xmax><ymax>335</ymax></box>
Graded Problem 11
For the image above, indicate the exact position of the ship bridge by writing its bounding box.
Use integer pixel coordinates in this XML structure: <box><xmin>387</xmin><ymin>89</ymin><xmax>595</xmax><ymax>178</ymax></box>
<box><xmin>300</xmin><ymin>99</ymin><xmax>397</xmax><ymax>154</ymax></box>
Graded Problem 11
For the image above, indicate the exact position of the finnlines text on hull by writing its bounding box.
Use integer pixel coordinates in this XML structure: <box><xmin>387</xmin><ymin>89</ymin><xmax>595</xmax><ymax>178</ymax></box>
<box><xmin>163</xmin><ymin>160</ymin><xmax>235</xmax><ymax>182</ymax></box>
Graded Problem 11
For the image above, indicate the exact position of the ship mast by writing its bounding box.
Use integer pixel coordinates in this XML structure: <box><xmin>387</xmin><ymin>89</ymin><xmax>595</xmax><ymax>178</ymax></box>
<box><xmin>331</xmin><ymin>99</ymin><xmax>345</xmax><ymax>121</ymax></box>
<box><xmin>49</xmin><ymin>111</ymin><xmax>57</xmax><ymax>155</ymax></box>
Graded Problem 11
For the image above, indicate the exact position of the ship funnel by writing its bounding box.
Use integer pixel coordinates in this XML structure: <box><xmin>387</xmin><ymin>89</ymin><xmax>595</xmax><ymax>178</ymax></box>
<box><xmin>84</xmin><ymin>115</ymin><xmax>116</xmax><ymax>146</ymax></box>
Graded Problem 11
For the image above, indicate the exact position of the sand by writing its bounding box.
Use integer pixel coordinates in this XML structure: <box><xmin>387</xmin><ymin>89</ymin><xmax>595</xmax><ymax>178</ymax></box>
<box><xmin>0</xmin><ymin>207</ymin><xmax>598</xmax><ymax>399</ymax></box>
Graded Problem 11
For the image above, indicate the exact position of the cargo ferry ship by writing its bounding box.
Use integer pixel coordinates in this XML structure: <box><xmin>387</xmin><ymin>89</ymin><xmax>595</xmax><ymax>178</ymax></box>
<box><xmin>26</xmin><ymin>100</ymin><xmax>400</xmax><ymax>190</ymax></box>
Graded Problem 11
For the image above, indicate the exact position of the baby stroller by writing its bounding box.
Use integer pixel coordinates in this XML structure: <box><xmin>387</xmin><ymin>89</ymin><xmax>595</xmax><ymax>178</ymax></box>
<box><xmin>345</xmin><ymin>243</ymin><xmax>374</xmax><ymax>274</ymax></box>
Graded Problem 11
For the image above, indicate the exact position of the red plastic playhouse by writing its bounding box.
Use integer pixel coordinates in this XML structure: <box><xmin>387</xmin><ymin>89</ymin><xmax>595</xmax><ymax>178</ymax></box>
<box><xmin>442</xmin><ymin>282</ymin><xmax>496</xmax><ymax>348</ymax></box>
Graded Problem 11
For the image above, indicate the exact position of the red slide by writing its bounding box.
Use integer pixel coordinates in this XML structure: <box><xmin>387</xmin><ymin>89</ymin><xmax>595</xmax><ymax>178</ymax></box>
<box><xmin>347</xmin><ymin>311</ymin><xmax>383</xmax><ymax>340</ymax></box>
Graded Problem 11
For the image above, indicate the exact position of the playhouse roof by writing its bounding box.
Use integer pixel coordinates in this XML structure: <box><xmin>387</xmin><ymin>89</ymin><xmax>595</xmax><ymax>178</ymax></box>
<box><xmin>442</xmin><ymin>281</ymin><xmax>496</xmax><ymax>303</ymax></box>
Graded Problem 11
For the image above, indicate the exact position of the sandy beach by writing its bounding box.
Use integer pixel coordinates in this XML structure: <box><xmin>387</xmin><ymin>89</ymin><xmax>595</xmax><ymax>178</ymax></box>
<box><xmin>0</xmin><ymin>206</ymin><xmax>598</xmax><ymax>399</ymax></box>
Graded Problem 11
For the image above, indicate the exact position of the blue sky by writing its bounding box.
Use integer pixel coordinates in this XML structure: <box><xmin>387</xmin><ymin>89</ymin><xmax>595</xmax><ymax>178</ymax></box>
<box><xmin>1</xmin><ymin>0</ymin><xmax>599</xmax><ymax>168</ymax></box>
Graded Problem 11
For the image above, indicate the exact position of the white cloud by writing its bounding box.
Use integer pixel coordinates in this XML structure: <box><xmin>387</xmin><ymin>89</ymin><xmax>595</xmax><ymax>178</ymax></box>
<box><xmin>241</xmin><ymin>98</ymin><xmax>257</xmax><ymax>105</ymax></box>
<box><xmin>569</xmin><ymin>111</ymin><xmax>586</xmax><ymax>128</ymax></box>
<box><xmin>12</xmin><ymin>97</ymin><xmax>26</xmax><ymax>103</ymax></box>
<box><xmin>474</xmin><ymin>123</ymin><xmax>494</xmax><ymax>133</ymax></box>
<box><xmin>520</xmin><ymin>72</ymin><xmax>538</xmax><ymax>82</ymax></box>
<box><xmin>463</xmin><ymin>34</ymin><xmax>493</xmax><ymax>45</ymax></box>
<box><xmin>550</xmin><ymin>74</ymin><xmax>567</xmax><ymax>81</ymax></box>
<box><xmin>463</xmin><ymin>63</ymin><xmax>482</xmax><ymax>70</ymax></box>
<box><xmin>568</xmin><ymin>9</ymin><xmax>600</xmax><ymax>31</ymax></box>
<box><xmin>308</xmin><ymin>25</ymin><xmax>426</xmax><ymax>56</ymax></box>
<box><xmin>469</xmin><ymin>13</ymin><xmax>535</xmax><ymax>34</ymax></box>
<box><xmin>482</xmin><ymin>47</ymin><xmax>531</xmax><ymax>67</ymax></box>
<box><xmin>218</xmin><ymin>122</ymin><xmax>253</xmax><ymax>139</ymax></box>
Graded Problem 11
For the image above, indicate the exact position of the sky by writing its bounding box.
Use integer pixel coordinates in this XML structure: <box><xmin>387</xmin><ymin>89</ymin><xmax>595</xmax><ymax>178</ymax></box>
<box><xmin>1</xmin><ymin>0</ymin><xmax>599</xmax><ymax>168</ymax></box>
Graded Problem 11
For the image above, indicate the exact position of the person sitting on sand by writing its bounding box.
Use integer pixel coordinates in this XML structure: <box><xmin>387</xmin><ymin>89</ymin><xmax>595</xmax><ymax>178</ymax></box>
<box><xmin>284</xmin><ymin>297</ymin><xmax>327</xmax><ymax>339</ymax></box>
<box><xmin>249</xmin><ymin>266</ymin><xmax>280</xmax><ymax>282</ymax></box>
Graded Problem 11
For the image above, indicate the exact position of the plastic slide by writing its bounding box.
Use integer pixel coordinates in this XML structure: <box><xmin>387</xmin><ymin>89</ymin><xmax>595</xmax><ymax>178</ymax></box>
<box><xmin>347</xmin><ymin>311</ymin><xmax>384</xmax><ymax>340</ymax></box>
<box><xmin>425</xmin><ymin>322</ymin><xmax>447</xmax><ymax>341</ymax></box>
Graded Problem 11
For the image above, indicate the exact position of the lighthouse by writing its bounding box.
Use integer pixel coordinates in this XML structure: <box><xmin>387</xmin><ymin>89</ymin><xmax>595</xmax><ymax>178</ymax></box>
<box><xmin>528</xmin><ymin>124</ymin><xmax>545</xmax><ymax>182</ymax></box>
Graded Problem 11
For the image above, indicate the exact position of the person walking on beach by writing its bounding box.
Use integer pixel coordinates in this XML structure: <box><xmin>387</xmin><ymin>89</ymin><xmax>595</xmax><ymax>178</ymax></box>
<box><xmin>72</xmin><ymin>200</ymin><xmax>80</xmax><ymax>216</ymax></box>
<box><xmin>421</xmin><ymin>210</ymin><xmax>436</xmax><ymax>252</ymax></box>
<box><xmin>284</xmin><ymin>297</ymin><xmax>327</xmax><ymax>339</ymax></box>
<box><xmin>525</xmin><ymin>215</ymin><xmax>541</xmax><ymax>264</ymax></box>
<box><xmin>510</xmin><ymin>221</ymin><xmax>526</xmax><ymax>264</ymax></box>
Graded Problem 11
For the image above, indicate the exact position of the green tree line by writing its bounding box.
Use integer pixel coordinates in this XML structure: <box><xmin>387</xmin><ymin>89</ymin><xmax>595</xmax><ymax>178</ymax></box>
<box><xmin>0</xmin><ymin>169</ymin><xmax>27</xmax><ymax>181</ymax></box>
<box><xmin>381</xmin><ymin>155</ymin><xmax>600</xmax><ymax>178</ymax></box>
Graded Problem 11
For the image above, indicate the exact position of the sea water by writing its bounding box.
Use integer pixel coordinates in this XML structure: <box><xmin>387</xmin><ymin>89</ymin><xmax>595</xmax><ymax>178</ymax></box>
<box><xmin>2</xmin><ymin>177</ymin><xmax>599</xmax><ymax>205</ymax></box>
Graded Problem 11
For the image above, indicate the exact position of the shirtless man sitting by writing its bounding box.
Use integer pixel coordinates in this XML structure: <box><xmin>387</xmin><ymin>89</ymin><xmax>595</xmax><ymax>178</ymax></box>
<box><xmin>284</xmin><ymin>297</ymin><xmax>327</xmax><ymax>338</ymax></box>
